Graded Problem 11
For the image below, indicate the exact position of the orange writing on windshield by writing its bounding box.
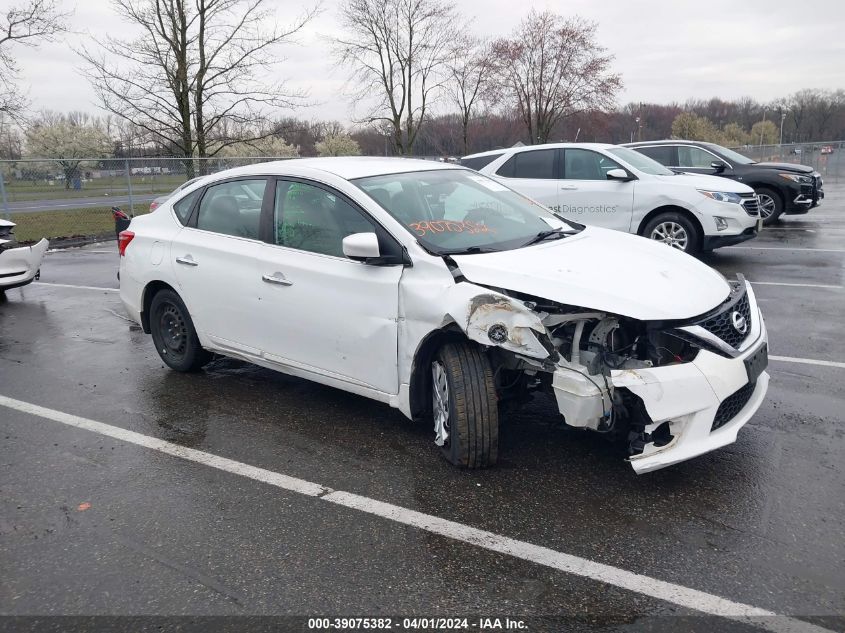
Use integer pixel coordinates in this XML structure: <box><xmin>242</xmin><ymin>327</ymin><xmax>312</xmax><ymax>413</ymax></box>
<box><xmin>408</xmin><ymin>220</ymin><xmax>495</xmax><ymax>237</ymax></box>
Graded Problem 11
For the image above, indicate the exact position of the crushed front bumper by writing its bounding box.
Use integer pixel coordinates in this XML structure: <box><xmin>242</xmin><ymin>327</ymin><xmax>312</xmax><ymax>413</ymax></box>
<box><xmin>0</xmin><ymin>239</ymin><xmax>49</xmax><ymax>290</ymax></box>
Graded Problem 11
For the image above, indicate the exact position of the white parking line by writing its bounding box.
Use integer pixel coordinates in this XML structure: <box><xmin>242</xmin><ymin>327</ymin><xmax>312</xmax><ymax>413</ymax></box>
<box><xmin>0</xmin><ymin>394</ymin><xmax>832</xmax><ymax>633</ymax></box>
<box><xmin>33</xmin><ymin>282</ymin><xmax>119</xmax><ymax>292</ymax></box>
<box><xmin>750</xmin><ymin>281</ymin><xmax>843</xmax><ymax>289</ymax></box>
<box><xmin>770</xmin><ymin>355</ymin><xmax>845</xmax><ymax>370</ymax></box>
<box><xmin>726</xmin><ymin>246</ymin><xmax>845</xmax><ymax>253</ymax></box>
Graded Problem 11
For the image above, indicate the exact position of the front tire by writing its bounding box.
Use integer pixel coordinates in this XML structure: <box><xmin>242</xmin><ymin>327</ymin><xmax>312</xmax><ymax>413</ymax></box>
<box><xmin>149</xmin><ymin>289</ymin><xmax>211</xmax><ymax>372</ymax></box>
<box><xmin>755</xmin><ymin>187</ymin><xmax>783</xmax><ymax>225</ymax></box>
<box><xmin>432</xmin><ymin>342</ymin><xmax>498</xmax><ymax>468</ymax></box>
<box><xmin>643</xmin><ymin>212</ymin><xmax>700</xmax><ymax>254</ymax></box>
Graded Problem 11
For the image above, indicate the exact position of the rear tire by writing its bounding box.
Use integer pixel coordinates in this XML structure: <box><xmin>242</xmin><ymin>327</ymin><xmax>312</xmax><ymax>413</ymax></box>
<box><xmin>755</xmin><ymin>187</ymin><xmax>783</xmax><ymax>225</ymax></box>
<box><xmin>643</xmin><ymin>212</ymin><xmax>700</xmax><ymax>254</ymax></box>
<box><xmin>149</xmin><ymin>289</ymin><xmax>211</xmax><ymax>372</ymax></box>
<box><xmin>431</xmin><ymin>342</ymin><xmax>498</xmax><ymax>468</ymax></box>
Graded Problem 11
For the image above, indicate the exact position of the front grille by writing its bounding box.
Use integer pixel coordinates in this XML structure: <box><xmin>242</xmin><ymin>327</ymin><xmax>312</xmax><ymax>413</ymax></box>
<box><xmin>740</xmin><ymin>194</ymin><xmax>760</xmax><ymax>216</ymax></box>
<box><xmin>712</xmin><ymin>381</ymin><xmax>755</xmax><ymax>431</ymax></box>
<box><xmin>698</xmin><ymin>289</ymin><xmax>751</xmax><ymax>349</ymax></box>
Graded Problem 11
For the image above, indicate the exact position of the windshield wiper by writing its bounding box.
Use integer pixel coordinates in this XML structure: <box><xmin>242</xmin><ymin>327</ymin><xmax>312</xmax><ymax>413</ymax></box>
<box><xmin>438</xmin><ymin>245</ymin><xmax>499</xmax><ymax>255</ymax></box>
<box><xmin>521</xmin><ymin>227</ymin><xmax>577</xmax><ymax>247</ymax></box>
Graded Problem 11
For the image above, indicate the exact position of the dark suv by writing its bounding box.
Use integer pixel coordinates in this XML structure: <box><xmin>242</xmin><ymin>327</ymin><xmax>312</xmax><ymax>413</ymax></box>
<box><xmin>624</xmin><ymin>140</ymin><xmax>824</xmax><ymax>225</ymax></box>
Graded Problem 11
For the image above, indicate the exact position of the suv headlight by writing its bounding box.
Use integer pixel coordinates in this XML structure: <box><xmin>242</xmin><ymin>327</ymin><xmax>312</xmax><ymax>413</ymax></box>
<box><xmin>779</xmin><ymin>173</ymin><xmax>813</xmax><ymax>184</ymax></box>
<box><xmin>698</xmin><ymin>190</ymin><xmax>742</xmax><ymax>204</ymax></box>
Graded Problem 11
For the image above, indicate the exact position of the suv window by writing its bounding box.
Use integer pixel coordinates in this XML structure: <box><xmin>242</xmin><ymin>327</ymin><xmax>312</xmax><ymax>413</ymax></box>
<box><xmin>460</xmin><ymin>153</ymin><xmax>503</xmax><ymax>171</ymax></box>
<box><xmin>195</xmin><ymin>179</ymin><xmax>265</xmax><ymax>238</ymax></box>
<box><xmin>497</xmin><ymin>149</ymin><xmax>556</xmax><ymax>179</ymax></box>
<box><xmin>173</xmin><ymin>189</ymin><xmax>201</xmax><ymax>225</ymax></box>
<box><xmin>677</xmin><ymin>146</ymin><xmax>719</xmax><ymax>168</ymax></box>
<box><xmin>274</xmin><ymin>181</ymin><xmax>375</xmax><ymax>257</ymax></box>
<box><xmin>563</xmin><ymin>149</ymin><xmax>622</xmax><ymax>180</ymax></box>
<box><xmin>634</xmin><ymin>145</ymin><xmax>674</xmax><ymax>166</ymax></box>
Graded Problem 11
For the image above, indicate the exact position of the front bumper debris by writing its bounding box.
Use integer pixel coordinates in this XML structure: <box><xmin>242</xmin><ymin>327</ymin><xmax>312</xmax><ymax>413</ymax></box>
<box><xmin>0</xmin><ymin>239</ymin><xmax>49</xmax><ymax>290</ymax></box>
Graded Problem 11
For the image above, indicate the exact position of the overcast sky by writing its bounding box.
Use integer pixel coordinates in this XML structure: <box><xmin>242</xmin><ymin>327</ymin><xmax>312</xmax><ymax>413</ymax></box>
<box><xmin>11</xmin><ymin>0</ymin><xmax>845</xmax><ymax>124</ymax></box>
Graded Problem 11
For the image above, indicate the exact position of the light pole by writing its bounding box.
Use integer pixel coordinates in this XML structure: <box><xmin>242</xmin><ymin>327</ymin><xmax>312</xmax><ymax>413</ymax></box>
<box><xmin>779</xmin><ymin>109</ymin><xmax>789</xmax><ymax>147</ymax></box>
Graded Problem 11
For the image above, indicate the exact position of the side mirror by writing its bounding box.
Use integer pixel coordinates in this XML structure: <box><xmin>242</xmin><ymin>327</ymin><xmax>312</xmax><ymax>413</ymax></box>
<box><xmin>606</xmin><ymin>168</ymin><xmax>631</xmax><ymax>181</ymax></box>
<box><xmin>342</xmin><ymin>232</ymin><xmax>380</xmax><ymax>261</ymax></box>
<box><xmin>711</xmin><ymin>161</ymin><xmax>727</xmax><ymax>172</ymax></box>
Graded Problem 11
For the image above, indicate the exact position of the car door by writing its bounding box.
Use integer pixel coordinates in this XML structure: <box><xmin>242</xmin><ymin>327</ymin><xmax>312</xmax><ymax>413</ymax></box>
<box><xmin>170</xmin><ymin>177</ymin><xmax>270</xmax><ymax>356</ymax></box>
<box><xmin>492</xmin><ymin>148</ymin><xmax>559</xmax><ymax>210</ymax></box>
<box><xmin>558</xmin><ymin>148</ymin><xmax>635</xmax><ymax>232</ymax></box>
<box><xmin>674</xmin><ymin>145</ymin><xmax>734</xmax><ymax>177</ymax></box>
<box><xmin>256</xmin><ymin>179</ymin><xmax>404</xmax><ymax>394</ymax></box>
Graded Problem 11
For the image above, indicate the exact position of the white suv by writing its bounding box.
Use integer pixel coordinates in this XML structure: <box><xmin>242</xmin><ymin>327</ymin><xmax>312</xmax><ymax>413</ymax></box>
<box><xmin>462</xmin><ymin>143</ymin><xmax>761</xmax><ymax>254</ymax></box>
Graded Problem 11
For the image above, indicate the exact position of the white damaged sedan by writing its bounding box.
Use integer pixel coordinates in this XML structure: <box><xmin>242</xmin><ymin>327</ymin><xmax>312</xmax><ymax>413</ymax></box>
<box><xmin>119</xmin><ymin>158</ymin><xmax>769</xmax><ymax>473</ymax></box>
<box><xmin>0</xmin><ymin>219</ymin><xmax>48</xmax><ymax>293</ymax></box>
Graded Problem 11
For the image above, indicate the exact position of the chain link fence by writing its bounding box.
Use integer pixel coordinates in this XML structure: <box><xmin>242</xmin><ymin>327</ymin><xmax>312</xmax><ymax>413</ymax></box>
<box><xmin>0</xmin><ymin>157</ymin><xmax>289</xmax><ymax>245</ymax></box>
<box><xmin>729</xmin><ymin>141</ymin><xmax>845</xmax><ymax>183</ymax></box>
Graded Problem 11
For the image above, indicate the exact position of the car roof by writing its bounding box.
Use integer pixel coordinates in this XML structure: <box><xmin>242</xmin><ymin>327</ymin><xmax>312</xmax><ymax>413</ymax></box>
<box><xmin>623</xmin><ymin>140</ymin><xmax>705</xmax><ymax>147</ymax></box>
<box><xmin>202</xmin><ymin>157</ymin><xmax>461</xmax><ymax>182</ymax></box>
<box><xmin>463</xmin><ymin>142</ymin><xmax>616</xmax><ymax>159</ymax></box>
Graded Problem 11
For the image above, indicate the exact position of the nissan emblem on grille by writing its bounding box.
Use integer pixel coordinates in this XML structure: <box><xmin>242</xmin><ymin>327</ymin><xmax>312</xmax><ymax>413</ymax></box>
<box><xmin>731</xmin><ymin>311</ymin><xmax>748</xmax><ymax>334</ymax></box>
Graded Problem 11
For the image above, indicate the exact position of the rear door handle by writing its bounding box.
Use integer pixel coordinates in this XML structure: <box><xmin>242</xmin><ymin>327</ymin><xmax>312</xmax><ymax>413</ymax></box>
<box><xmin>176</xmin><ymin>256</ymin><xmax>198</xmax><ymax>266</ymax></box>
<box><xmin>262</xmin><ymin>273</ymin><xmax>293</xmax><ymax>286</ymax></box>
<box><xmin>560</xmin><ymin>184</ymin><xmax>578</xmax><ymax>190</ymax></box>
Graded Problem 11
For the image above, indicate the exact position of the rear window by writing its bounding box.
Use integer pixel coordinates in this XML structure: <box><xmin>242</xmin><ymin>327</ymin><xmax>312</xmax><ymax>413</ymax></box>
<box><xmin>497</xmin><ymin>149</ymin><xmax>556</xmax><ymax>179</ymax></box>
<box><xmin>460</xmin><ymin>153</ymin><xmax>504</xmax><ymax>171</ymax></box>
<box><xmin>633</xmin><ymin>145</ymin><xmax>675</xmax><ymax>166</ymax></box>
<box><xmin>173</xmin><ymin>189</ymin><xmax>202</xmax><ymax>225</ymax></box>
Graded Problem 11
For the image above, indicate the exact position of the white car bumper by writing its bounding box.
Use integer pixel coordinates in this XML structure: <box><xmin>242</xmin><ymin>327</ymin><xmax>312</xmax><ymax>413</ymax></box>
<box><xmin>611</xmin><ymin>312</ymin><xmax>768</xmax><ymax>474</ymax></box>
<box><xmin>0</xmin><ymin>239</ymin><xmax>49</xmax><ymax>290</ymax></box>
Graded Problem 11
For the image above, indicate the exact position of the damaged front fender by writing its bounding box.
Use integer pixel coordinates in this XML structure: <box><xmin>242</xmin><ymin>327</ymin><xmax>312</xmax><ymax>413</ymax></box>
<box><xmin>446</xmin><ymin>285</ymin><xmax>552</xmax><ymax>360</ymax></box>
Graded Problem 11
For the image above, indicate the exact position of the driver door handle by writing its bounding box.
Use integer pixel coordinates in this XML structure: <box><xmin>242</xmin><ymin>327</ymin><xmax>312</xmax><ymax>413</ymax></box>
<box><xmin>176</xmin><ymin>255</ymin><xmax>198</xmax><ymax>266</ymax></box>
<box><xmin>560</xmin><ymin>184</ymin><xmax>578</xmax><ymax>190</ymax></box>
<box><xmin>262</xmin><ymin>273</ymin><xmax>293</xmax><ymax>286</ymax></box>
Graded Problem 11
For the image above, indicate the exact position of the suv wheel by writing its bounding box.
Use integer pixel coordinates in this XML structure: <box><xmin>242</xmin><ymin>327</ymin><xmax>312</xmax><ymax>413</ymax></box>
<box><xmin>149</xmin><ymin>289</ymin><xmax>211</xmax><ymax>372</ymax></box>
<box><xmin>755</xmin><ymin>187</ymin><xmax>783</xmax><ymax>225</ymax></box>
<box><xmin>643</xmin><ymin>212</ymin><xmax>699</xmax><ymax>254</ymax></box>
<box><xmin>432</xmin><ymin>342</ymin><xmax>498</xmax><ymax>468</ymax></box>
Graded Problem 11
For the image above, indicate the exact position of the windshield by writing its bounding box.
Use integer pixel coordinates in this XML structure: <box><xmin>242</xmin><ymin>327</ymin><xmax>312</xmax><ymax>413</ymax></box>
<box><xmin>607</xmin><ymin>147</ymin><xmax>675</xmax><ymax>175</ymax></box>
<box><xmin>354</xmin><ymin>169</ymin><xmax>580</xmax><ymax>254</ymax></box>
<box><xmin>704</xmin><ymin>144</ymin><xmax>756</xmax><ymax>165</ymax></box>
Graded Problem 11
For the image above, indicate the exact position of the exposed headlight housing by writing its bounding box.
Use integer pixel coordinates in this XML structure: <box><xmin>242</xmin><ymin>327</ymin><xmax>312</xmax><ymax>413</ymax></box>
<box><xmin>714</xmin><ymin>217</ymin><xmax>729</xmax><ymax>231</ymax></box>
<box><xmin>778</xmin><ymin>173</ymin><xmax>813</xmax><ymax>184</ymax></box>
<box><xmin>698</xmin><ymin>190</ymin><xmax>743</xmax><ymax>204</ymax></box>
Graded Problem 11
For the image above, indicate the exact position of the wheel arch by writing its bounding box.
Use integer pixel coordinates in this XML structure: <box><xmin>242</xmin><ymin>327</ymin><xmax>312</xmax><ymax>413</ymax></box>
<box><xmin>140</xmin><ymin>280</ymin><xmax>179</xmax><ymax>334</ymax></box>
<box><xmin>408</xmin><ymin>323</ymin><xmax>471</xmax><ymax>422</ymax></box>
<box><xmin>637</xmin><ymin>205</ymin><xmax>704</xmax><ymax>250</ymax></box>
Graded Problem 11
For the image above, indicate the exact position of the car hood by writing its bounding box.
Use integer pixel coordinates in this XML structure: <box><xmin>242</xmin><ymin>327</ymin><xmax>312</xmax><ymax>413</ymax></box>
<box><xmin>754</xmin><ymin>162</ymin><xmax>814</xmax><ymax>174</ymax></box>
<box><xmin>452</xmin><ymin>227</ymin><xmax>730</xmax><ymax>321</ymax></box>
<box><xmin>653</xmin><ymin>172</ymin><xmax>753</xmax><ymax>193</ymax></box>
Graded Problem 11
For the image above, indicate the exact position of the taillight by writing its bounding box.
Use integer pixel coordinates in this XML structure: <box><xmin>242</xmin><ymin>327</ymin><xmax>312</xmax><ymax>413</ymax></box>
<box><xmin>118</xmin><ymin>230</ymin><xmax>135</xmax><ymax>256</ymax></box>
<box><xmin>149</xmin><ymin>201</ymin><xmax>160</xmax><ymax>211</ymax></box>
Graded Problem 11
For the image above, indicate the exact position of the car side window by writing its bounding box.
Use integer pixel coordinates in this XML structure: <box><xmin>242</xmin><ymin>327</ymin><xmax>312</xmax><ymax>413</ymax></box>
<box><xmin>195</xmin><ymin>179</ymin><xmax>266</xmax><ymax>239</ymax></box>
<box><xmin>564</xmin><ymin>149</ymin><xmax>622</xmax><ymax>180</ymax></box>
<box><xmin>173</xmin><ymin>189</ymin><xmax>201</xmax><ymax>225</ymax></box>
<box><xmin>274</xmin><ymin>181</ymin><xmax>375</xmax><ymax>257</ymax></box>
<box><xmin>677</xmin><ymin>146</ymin><xmax>718</xmax><ymax>168</ymax></box>
<box><xmin>496</xmin><ymin>150</ymin><xmax>556</xmax><ymax>179</ymax></box>
<box><xmin>636</xmin><ymin>145</ymin><xmax>674</xmax><ymax>166</ymax></box>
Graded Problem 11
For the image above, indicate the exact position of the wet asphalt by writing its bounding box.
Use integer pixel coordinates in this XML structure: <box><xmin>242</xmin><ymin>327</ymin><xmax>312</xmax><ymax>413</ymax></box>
<box><xmin>1</xmin><ymin>188</ymin><xmax>844</xmax><ymax>632</ymax></box>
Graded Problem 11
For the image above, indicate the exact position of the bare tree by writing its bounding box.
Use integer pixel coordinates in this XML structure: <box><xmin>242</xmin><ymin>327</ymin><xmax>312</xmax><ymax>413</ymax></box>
<box><xmin>491</xmin><ymin>11</ymin><xmax>621</xmax><ymax>145</ymax></box>
<box><xmin>334</xmin><ymin>0</ymin><xmax>458</xmax><ymax>155</ymax></box>
<box><xmin>446</xmin><ymin>36</ymin><xmax>493</xmax><ymax>156</ymax></box>
<box><xmin>81</xmin><ymin>0</ymin><xmax>316</xmax><ymax>174</ymax></box>
<box><xmin>0</xmin><ymin>0</ymin><xmax>69</xmax><ymax>118</ymax></box>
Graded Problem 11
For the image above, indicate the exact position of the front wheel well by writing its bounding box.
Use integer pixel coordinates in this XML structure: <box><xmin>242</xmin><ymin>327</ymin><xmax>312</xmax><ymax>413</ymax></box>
<box><xmin>637</xmin><ymin>205</ymin><xmax>704</xmax><ymax>250</ymax></box>
<box><xmin>141</xmin><ymin>280</ymin><xmax>178</xmax><ymax>333</ymax></box>
<box><xmin>408</xmin><ymin>325</ymin><xmax>472</xmax><ymax>422</ymax></box>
